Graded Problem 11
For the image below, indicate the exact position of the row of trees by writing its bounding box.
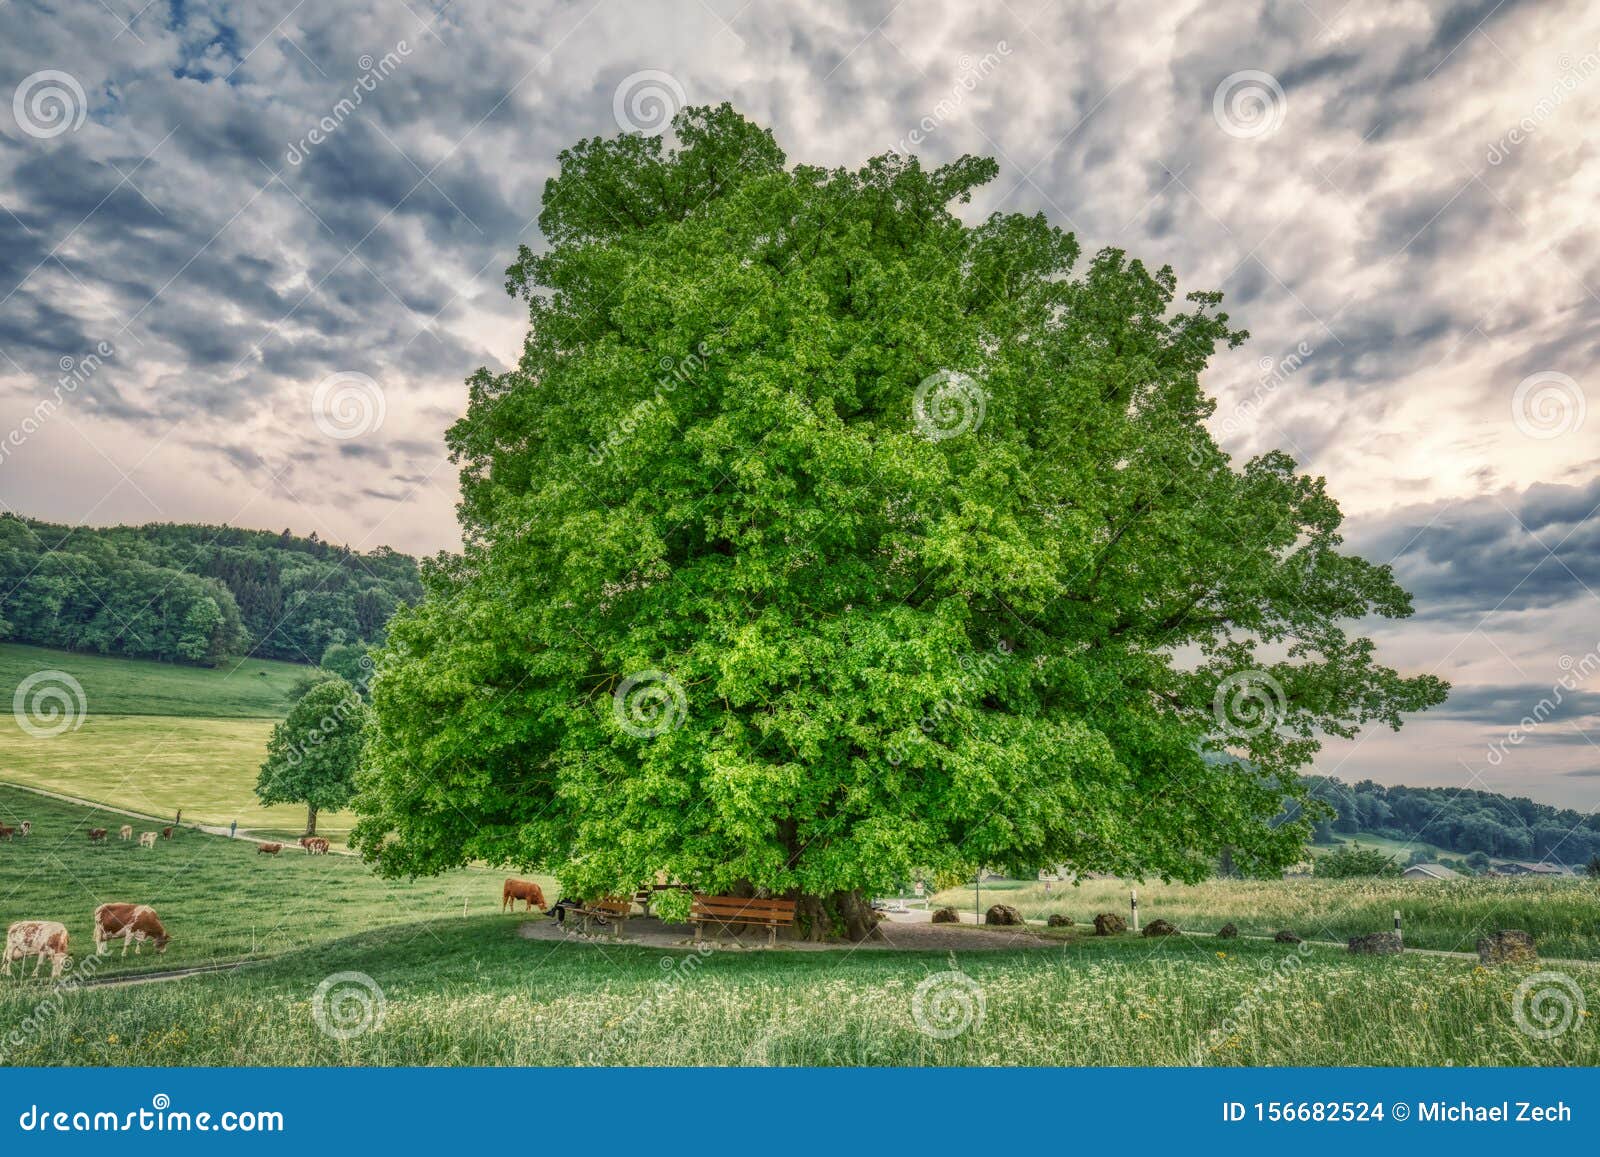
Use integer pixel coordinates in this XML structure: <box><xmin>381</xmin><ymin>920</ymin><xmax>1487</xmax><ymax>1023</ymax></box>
<box><xmin>1298</xmin><ymin>776</ymin><xmax>1600</xmax><ymax>868</ymax></box>
<box><xmin>0</xmin><ymin>515</ymin><xmax>420</xmax><ymax>666</ymax></box>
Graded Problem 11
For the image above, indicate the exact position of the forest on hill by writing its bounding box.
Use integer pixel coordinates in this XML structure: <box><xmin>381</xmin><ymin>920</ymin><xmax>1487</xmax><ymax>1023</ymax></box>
<box><xmin>1297</xmin><ymin>775</ymin><xmax>1600</xmax><ymax>868</ymax></box>
<box><xmin>0</xmin><ymin>515</ymin><xmax>421</xmax><ymax>665</ymax></box>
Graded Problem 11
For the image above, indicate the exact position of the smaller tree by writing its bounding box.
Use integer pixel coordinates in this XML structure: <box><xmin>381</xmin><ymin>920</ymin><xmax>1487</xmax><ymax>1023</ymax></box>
<box><xmin>256</xmin><ymin>677</ymin><xmax>367</xmax><ymax>836</ymax></box>
<box><xmin>1312</xmin><ymin>843</ymin><xmax>1401</xmax><ymax>879</ymax></box>
<box><xmin>318</xmin><ymin>641</ymin><xmax>374</xmax><ymax>693</ymax></box>
<box><xmin>1586</xmin><ymin>854</ymin><xmax>1600</xmax><ymax>880</ymax></box>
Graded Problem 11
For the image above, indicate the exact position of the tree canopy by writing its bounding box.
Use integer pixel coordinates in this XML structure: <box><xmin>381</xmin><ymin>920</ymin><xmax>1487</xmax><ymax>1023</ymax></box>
<box><xmin>0</xmin><ymin>515</ymin><xmax>420</xmax><ymax>665</ymax></box>
<box><xmin>257</xmin><ymin>676</ymin><xmax>368</xmax><ymax>835</ymax></box>
<box><xmin>350</xmin><ymin>105</ymin><xmax>1447</xmax><ymax>938</ymax></box>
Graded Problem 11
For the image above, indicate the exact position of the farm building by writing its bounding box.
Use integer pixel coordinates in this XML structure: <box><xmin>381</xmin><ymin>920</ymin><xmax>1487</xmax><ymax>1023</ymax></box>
<box><xmin>1402</xmin><ymin>863</ymin><xmax>1460</xmax><ymax>881</ymax></box>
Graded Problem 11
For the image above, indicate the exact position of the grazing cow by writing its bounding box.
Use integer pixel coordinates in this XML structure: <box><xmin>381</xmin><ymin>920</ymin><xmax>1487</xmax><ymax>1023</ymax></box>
<box><xmin>257</xmin><ymin>842</ymin><xmax>283</xmax><ymax>855</ymax></box>
<box><xmin>88</xmin><ymin>828</ymin><xmax>108</xmax><ymax>844</ymax></box>
<box><xmin>119</xmin><ymin>825</ymin><xmax>133</xmax><ymax>841</ymax></box>
<box><xmin>502</xmin><ymin>878</ymin><xmax>547</xmax><ymax>913</ymax></box>
<box><xmin>18</xmin><ymin>821</ymin><xmax>29</xmax><ymax>838</ymax></box>
<box><xmin>93</xmin><ymin>904</ymin><xmax>170</xmax><ymax>957</ymax></box>
<box><xmin>299</xmin><ymin>836</ymin><xmax>329</xmax><ymax>855</ymax></box>
<box><xmin>161</xmin><ymin>827</ymin><xmax>173</xmax><ymax>840</ymax></box>
<box><xmin>138</xmin><ymin>831</ymin><xmax>157</xmax><ymax>848</ymax></box>
<box><xmin>3</xmin><ymin>921</ymin><xmax>69</xmax><ymax>979</ymax></box>
<box><xmin>0</xmin><ymin>825</ymin><xmax>13</xmax><ymax>841</ymax></box>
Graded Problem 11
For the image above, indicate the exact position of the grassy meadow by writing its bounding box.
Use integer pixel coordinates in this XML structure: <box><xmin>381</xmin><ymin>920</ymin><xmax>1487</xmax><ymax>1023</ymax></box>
<box><xmin>0</xmin><ymin>643</ymin><xmax>342</xmax><ymax>832</ymax></box>
<box><xmin>1</xmin><ymin>913</ymin><xmax>1594</xmax><ymax>1067</ymax></box>
<box><xmin>932</xmin><ymin>875</ymin><xmax>1600</xmax><ymax>961</ymax></box>
<box><xmin>0</xmin><ymin>785</ymin><xmax>546</xmax><ymax>977</ymax></box>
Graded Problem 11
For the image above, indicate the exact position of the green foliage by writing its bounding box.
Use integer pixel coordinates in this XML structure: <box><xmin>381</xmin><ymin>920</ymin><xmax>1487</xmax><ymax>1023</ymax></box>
<box><xmin>1302</xmin><ymin>775</ymin><xmax>1600</xmax><ymax>867</ymax></box>
<box><xmin>257</xmin><ymin>677</ymin><xmax>368</xmax><ymax>830</ymax></box>
<box><xmin>649</xmin><ymin>887</ymin><xmax>694</xmax><ymax>925</ymax></box>
<box><xmin>0</xmin><ymin>514</ymin><xmax>420</xmax><ymax>665</ymax></box>
<box><xmin>352</xmin><ymin>106</ymin><xmax>1446</xmax><ymax>909</ymax></box>
<box><xmin>1312</xmin><ymin>842</ymin><xmax>1401</xmax><ymax>879</ymax></box>
<box><xmin>1587</xmin><ymin>854</ymin><xmax>1600</xmax><ymax>879</ymax></box>
<box><xmin>319</xmin><ymin>641</ymin><xmax>374</xmax><ymax>691</ymax></box>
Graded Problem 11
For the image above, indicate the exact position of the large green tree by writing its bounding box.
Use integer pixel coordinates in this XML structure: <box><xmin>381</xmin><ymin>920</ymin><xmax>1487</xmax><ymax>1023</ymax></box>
<box><xmin>257</xmin><ymin>676</ymin><xmax>368</xmax><ymax>836</ymax></box>
<box><xmin>350</xmin><ymin>105</ymin><xmax>1447</xmax><ymax>940</ymax></box>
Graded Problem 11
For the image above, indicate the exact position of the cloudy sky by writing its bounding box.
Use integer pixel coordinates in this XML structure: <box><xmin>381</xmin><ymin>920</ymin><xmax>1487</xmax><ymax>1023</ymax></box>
<box><xmin>1</xmin><ymin>0</ymin><xmax>1596</xmax><ymax>808</ymax></box>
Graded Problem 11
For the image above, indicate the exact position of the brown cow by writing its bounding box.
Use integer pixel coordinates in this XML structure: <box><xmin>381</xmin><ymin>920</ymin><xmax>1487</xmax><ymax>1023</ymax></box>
<box><xmin>93</xmin><ymin>904</ymin><xmax>170</xmax><ymax>957</ymax></box>
<box><xmin>502</xmin><ymin>878</ymin><xmax>546</xmax><ymax>912</ymax></box>
<box><xmin>0</xmin><ymin>825</ymin><xmax>13</xmax><ymax>841</ymax></box>
<box><xmin>118</xmin><ymin>825</ymin><xmax>133</xmax><ymax>841</ymax></box>
<box><xmin>299</xmin><ymin>836</ymin><xmax>329</xmax><ymax>855</ymax></box>
<box><xmin>87</xmin><ymin>828</ymin><xmax>108</xmax><ymax>843</ymax></box>
<box><xmin>161</xmin><ymin>827</ymin><xmax>173</xmax><ymax>840</ymax></box>
<box><xmin>3</xmin><ymin>921</ymin><xmax>69</xmax><ymax>978</ymax></box>
<box><xmin>257</xmin><ymin>842</ymin><xmax>283</xmax><ymax>855</ymax></box>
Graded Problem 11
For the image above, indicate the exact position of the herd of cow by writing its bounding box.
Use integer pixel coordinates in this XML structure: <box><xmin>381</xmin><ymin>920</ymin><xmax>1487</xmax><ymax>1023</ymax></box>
<box><xmin>2</xmin><ymin>820</ymin><xmax>334</xmax><ymax>982</ymax></box>
<box><xmin>86</xmin><ymin>824</ymin><xmax>174</xmax><ymax>847</ymax></box>
<box><xmin>3</xmin><ymin>903</ymin><xmax>171</xmax><ymax>979</ymax></box>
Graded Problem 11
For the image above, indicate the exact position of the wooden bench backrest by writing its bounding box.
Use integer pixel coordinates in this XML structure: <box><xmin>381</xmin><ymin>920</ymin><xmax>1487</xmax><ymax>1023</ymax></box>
<box><xmin>691</xmin><ymin>895</ymin><xmax>798</xmax><ymax>924</ymax></box>
<box><xmin>587</xmin><ymin>898</ymin><xmax>632</xmax><ymax>916</ymax></box>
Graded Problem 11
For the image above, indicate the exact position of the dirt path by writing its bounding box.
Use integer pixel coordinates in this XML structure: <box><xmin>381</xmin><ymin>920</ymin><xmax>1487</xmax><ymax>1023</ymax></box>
<box><xmin>0</xmin><ymin>780</ymin><xmax>354</xmax><ymax>853</ymax></box>
<box><xmin>518</xmin><ymin>911</ymin><xmax>1057</xmax><ymax>951</ymax></box>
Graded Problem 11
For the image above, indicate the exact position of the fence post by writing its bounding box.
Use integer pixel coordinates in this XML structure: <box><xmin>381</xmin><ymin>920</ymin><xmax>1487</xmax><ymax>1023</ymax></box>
<box><xmin>1393</xmin><ymin>908</ymin><xmax>1402</xmax><ymax>945</ymax></box>
<box><xmin>1131</xmin><ymin>888</ymin><xmax>1139</xmax><ymax>932</ymax></box>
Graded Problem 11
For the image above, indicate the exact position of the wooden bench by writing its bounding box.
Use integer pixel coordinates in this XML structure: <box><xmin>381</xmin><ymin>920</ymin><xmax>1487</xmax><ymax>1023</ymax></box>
<box><xmin>691</xmin><ymin>895</ymin><xmax>798</xmax><ymax>946</ymax></box>
<box><xmin>566</xmin><ymin>897</ymin><xmax>633</xmax><ymax>939</ymax></box>
<box><xmin>632</xmin><ymin>882</ymin><xmax>690</xmax><ymax>915</ymax></box>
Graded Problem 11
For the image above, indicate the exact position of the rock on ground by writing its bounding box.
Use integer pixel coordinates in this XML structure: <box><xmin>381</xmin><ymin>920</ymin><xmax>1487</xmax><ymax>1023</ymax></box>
<box><xmin>1217</xmin><ymin>923</ymin><xmax>1238</xmax><ymax>939</ymax></box>
<box><xmin>1093</xmin><ymin>912</ymin><xmax>1127</xmax><ymax>936</ymax></box>
<box><xmin>1142</xmin><ymin>919</ymin><xmax>1179</xmax><ymax>937</ymax></box>
<box><xmin>1046</xmin><ymin>913</ymin><xmax>1073</xmax><ymax>927</ymax></box>
<box><xmin>1273</xmin><ymin>930</ymin><xmax>1303</xmax><ymax>944</ymax></box>
<box><xmin>1476</xmin><ymin>929</ymin><xmax>1537</xmax><ymax>965</ymax></box>
<box><xmin>930</xmin><ymin>907</ymin><xmax>961</xmax><ymax>924</ymax></box>
<box><xmin>1347</xmin><ymin>931</ymin><xmax>1403</xmax><ymax>955</ymax></box>
<box><xmin>985</xmin><ymin>904</ymin><xmax>1025</xmax><ymax>926</ymax></box>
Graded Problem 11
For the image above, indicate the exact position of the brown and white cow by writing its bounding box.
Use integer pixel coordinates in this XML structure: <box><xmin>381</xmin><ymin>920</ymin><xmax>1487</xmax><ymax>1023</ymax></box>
<box><xmin>502</xmin><ymin>878</ymin><xmax>546</xmax><ymax>912</ymax></box>
<box><xmin>93</xmin><ymin>904</ymin><xmax>170</xmax><ymax>957</ymax></box>
<box><xmin>118</xmin><ymin>824</ymin><xmax>133</xmax><ymax>841</ymax></box>
<box><xmin>257</xmin><ymin>842</ymin><xmax>283</xmax><ymax>855</ymax></box>
<box><xmin>18</xmin><ymin>821</ymin><xmax>29</xmax><ymax>837</ymax></box>
<box><xmin>138</xmin><ymin>831</ymin><xmax>157</xmax><ymax>848</ymax></box>
<box><xmin>3</xmin><ymin>921</ymin><xmax>69</xmax><ymax>979</ymax></box>
<box><xmin>87</xmin><ymin>828</ymin><xmax>108</xmax><ymax>844</ymax></box>
<box><xmin>299</xmin><ymin>836</ymin><xmax>329</xmax><ymax>855</ymax></box>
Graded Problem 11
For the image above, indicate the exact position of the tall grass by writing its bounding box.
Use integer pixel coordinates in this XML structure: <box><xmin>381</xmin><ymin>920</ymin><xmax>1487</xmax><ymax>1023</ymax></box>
<box><xmin>1</xmin><ymin>920</ymin><xmax>1593</xmax><ymax>1067</ymax></box>
<box><xmin>933</xmin><ymin>875</ymin><xmax>1600</xmax><ymax>960</ymax></box>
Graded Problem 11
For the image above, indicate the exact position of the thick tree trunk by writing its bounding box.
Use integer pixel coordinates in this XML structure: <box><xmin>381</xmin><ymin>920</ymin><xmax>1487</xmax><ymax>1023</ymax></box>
<box><xmin>305</xmin><ymin>805</ymin><xmax>318</xmax><ymax>837</ymax></box>
<box><xmin>792</xmin><ymin>889</ymin><xmax>884</xmax><ymax>943</ymax></box>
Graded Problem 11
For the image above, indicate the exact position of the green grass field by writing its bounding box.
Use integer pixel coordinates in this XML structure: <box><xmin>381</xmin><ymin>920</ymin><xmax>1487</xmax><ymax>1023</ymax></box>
<box><xmin>0</xmin><ymin>785</ymin><xmax>548</xmax><ymax>977</ymax></box>
<box><xmin>0</xmin><ymin>644</ymin><xmax>307</xmax><ymax>718</ymax></box>
<box><xmin>933</xmin><ymin>875</ymin><xmax>1600</xmax><ymax>960</ymax></box>
<box><xmin>0</xmin><ymin>643</ymin><xmax>340</xmax><ymax>831</ymax></box>
<box><xmin>0</xmin><ymin>787</ymin><xmax>1595</xmax><ymax>1067</ymax></box>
